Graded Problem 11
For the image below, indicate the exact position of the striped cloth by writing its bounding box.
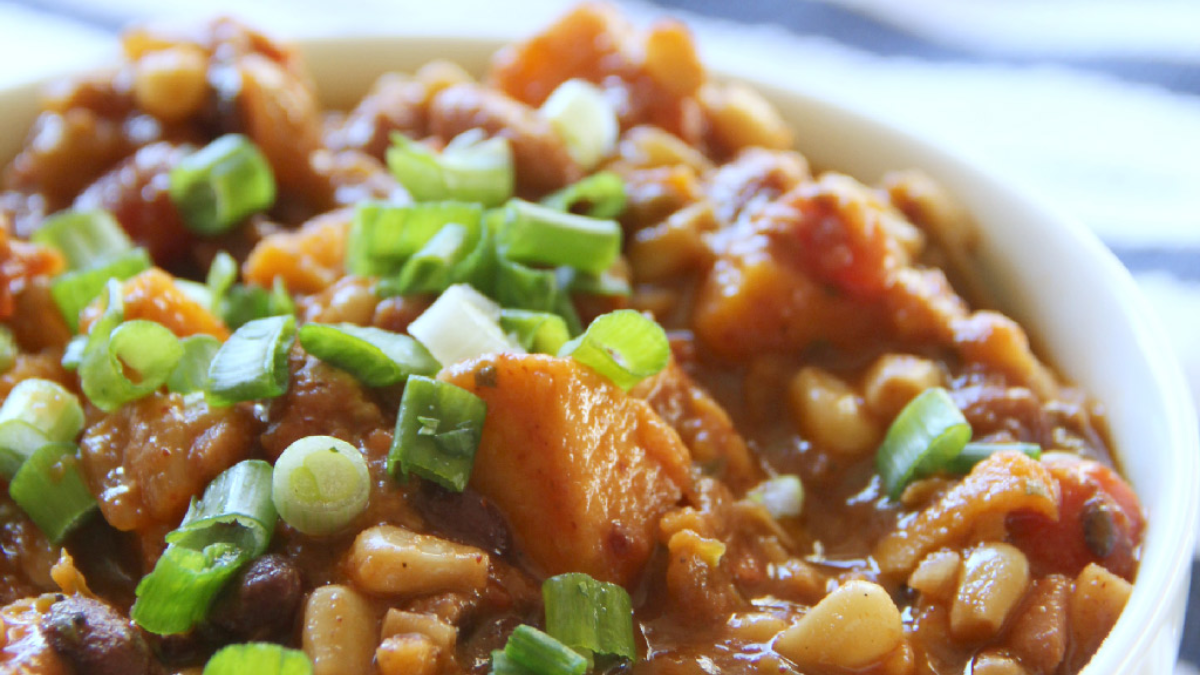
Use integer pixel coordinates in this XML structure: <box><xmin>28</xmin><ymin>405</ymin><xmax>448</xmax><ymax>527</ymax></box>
<box><xmin>1</xmin><ymin>0</ymin><xmax>1198</xmax><ymax>669</ymax></box>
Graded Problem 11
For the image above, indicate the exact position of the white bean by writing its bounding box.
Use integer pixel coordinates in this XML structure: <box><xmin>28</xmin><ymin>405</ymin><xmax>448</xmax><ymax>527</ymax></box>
<box><xmin>302</xmin><ymin>585</ymin><xmax>376</xmax><ymax>675</ymax></box>
<box><xmin>950</xmin><ymin>543</ymin><xmax>1030</xmax><ymax>642</ymax></box>
<box><xmin>347</xmin><ymin>525</ymin><xmax>490</xmax><ymax>596</ymax></box>
<box><xmin>788</xmin><ymin>367</ymin><xmax>880</xmax><ymax>456</ymax></box>
<box><xmin>774</xmin><ymin>580</ymin><xmax>903</xmax><ymax>669</ymax></box>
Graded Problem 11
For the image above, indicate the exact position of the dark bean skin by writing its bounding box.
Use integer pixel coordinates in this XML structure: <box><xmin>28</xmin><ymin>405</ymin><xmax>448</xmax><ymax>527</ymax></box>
<box><xmin>412</xmin><ymin>481</ymin><xmax>513</xmax><ymax>558</ymax></box>
<box><xmin>41</xmin><ymin>595</ymin><xmax>161</xmax><ymax>675</ymax></box>
<box><xmin>207</xmin><ymin>553</ymin><xmax>302</xmax><ymax>642</ymax></box>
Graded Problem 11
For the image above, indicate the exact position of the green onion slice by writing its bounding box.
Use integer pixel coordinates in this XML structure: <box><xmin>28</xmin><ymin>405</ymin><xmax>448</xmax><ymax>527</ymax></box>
<box><xmin>387</xmin><ymin>130</ymin><xmax>514</xmax><ymax>207</ymax></box>
<box><xmin>0</xmin><ymin>326</ymin><xmax>15</xmax><ymax>374</ymax></box>
<box><xmin>0</xmin><ymin>378</ymin><xmax>84</xmax><ymax>445</ymax></box>
<box><xmin>385</xmin><ymin>223</ymin><xmax>474</xmax><ymax>295</ymax></box>
<box><xmin>346</xmin><ymin>201</ymin><xmax>483</xmax><ymax>278</ymax></box>
<box><xmin>9</xmin><ymin>442</ymin><xmax>96</xmax><ymax>544</ymax></box>
<box><xmin>272</xmin><ymin>435</ymin><xmax>370</xmax><ymax>536</ymax></box>
<box><xmin>32</xmin><ymin>209</ymin><xmax>132</xmax><ymax>270</ymax></box>
<box><xmin>206</xmin><ymin>251</ymin><xmax>293</xmax><ymax>330</ymax></box>
<box><xmin>747</xmin><ymin>475</ymin><xmax>805</xmax><ymax>520</ymax></box>
<box><xmin>494</xmin><ymin>258</ymin><xmax>560</xmax><ymax>313</ymax></box>
<box><xmin>169</xmin><ymin>134</ymin><xmax>276</xmax><ymax>236</ymax></box>
<box><xmin>498</xmin><ymin>199</ymin><xmax>621</xmax><ymax>275</ymax></box>
<box><xmin>50</xmin><ymin>248</ymin><xmax>151</xmax><ymax>333</ymax></box>
<box><xmin>491</xmin><ymin>650</ymin><xmax>529</xmax><ymax>675</ymax></box>
<box><xmin>206</xmin><ymin>250</ymin><xmax>239</xmax><ymax>314</ymax></box>
<box><xmin>389</xmin><ymin>376</ymin><xmax>487</xmax><ymax>492</ymax></box>
<box><xmin>500</xmin><ymin>309</ymin><xmax>570</xmax><ymax>355</ymax></box>
<box><xmin>61</xmin><ymin>335</ymin><xmax>87</xmax><ymax>371</ymax></box>
<box><xmin>496</xmin><ymin>625</ymin><xmax>588</xmax><ymax>675</ymax></box>
<box><xmin>221</xmin><ymin>283</ymin><xmax>293</xmax><ymax>330</ymax></box>
<box><xmin>542</xmin><ymin>171</ymin><xmax>626</xmax><ymax>220</ymax></box>
<box><xmin>133</xmin><ymin>460</ymin><xmax>276</xmax><ymax>634</ymax></box>
<box><xmin>540</xmin><ymin>79</ymin><xmax>619</xmax><ymax>171</ymax></box>
<box><xmin>168</xmin><ymin>335</ymin><xmax>222</xmax><ymax>394</ymax></box>
<box><xmin>0</xmin><ymin>421</ymin><xmax>46</xmax><ymax>478</ymax></box>
<box><xmin>407</xmin><ymin>284</ymin><xmax>521</xmax><ymax>367</ymax></box>
<box><xmin>946</xmin><ymin>441</ymin><xmax>1041</xmax><ymax>475</ymax></box>
<box><xmin>875</xmin><ymin>387</ymin><xmax>973</xmax><ymax>498</ymax></box>
<box><xmin>557</xmin><ymin>267</ymin><xmax>631</xmax><ymax>298</ymax></box>
<box><xmin>79</xmin><ymin>282</ymin><xmax>185</xmax><ymax>412</ymax></box>
<box><xmin>0</xmin><ymin>378</ymin><xmax>82</xmax><ymax>476</ymax></box>
<box><xmin>543</xmin><ymin>573</ymin><xmax>636</xmax><ymax>661</ymax></box>
<box><xmin>557</xmin><ymin>310</ymin><xmax>668</xmax><ymax>391</ymax></box>
<box><xmin>204</xmin><ymin>643</ymin><xmax>312</xmax><ymax>675</ymax></box>
<box><xmin>0</xmin><ymin>378</ymin><xmax>84</xmax><ymax>479</ymax></box>
<box><xmin>298</xmin><ymin>323</ymin><xmax>438</xmax><ymax>388</ymax></box>
<box><xmin>206</xmin><ymin>315</ymin><xmax>296</xmax><ymax>407</ymax></box>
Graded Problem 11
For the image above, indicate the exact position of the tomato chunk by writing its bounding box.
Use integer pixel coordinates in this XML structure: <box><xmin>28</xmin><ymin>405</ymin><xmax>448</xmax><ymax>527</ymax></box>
<box><xmin>1007</xmin><ymin>458</ymin><xmax>1144</xmax><ymax>580</ymax></box>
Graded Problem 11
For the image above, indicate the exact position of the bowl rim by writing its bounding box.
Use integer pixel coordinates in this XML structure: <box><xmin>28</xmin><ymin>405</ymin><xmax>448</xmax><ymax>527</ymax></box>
<box><xmin>0</xmin><ymin>28</ymin><xmax>1196</xmax><ymax>674</ymax></box>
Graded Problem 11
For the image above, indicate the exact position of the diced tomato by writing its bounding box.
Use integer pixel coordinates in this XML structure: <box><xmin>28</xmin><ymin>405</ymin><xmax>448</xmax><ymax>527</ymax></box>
<box><xmin>1007</xmin><ymin>458</ymin><xmax>1144</xmax><ymax>580</ymax></box>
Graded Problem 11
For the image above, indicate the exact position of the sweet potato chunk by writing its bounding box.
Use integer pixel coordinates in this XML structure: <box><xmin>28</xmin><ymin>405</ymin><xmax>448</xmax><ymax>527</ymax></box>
<box><xmin>442</xmin><ymin>354</ymin><xmax>691</xmax><ymax>587</ymax></box>
<box><xmin>78</xmin><ymin>268</ymin><xmax>228</xmax><ymax>340</ymax></box>
<box><xmin>693</xmin><ymin>243</ymin><xmax>885</xmax><ymax>360</ymax></box>
<box><xmin>79</xmin><ymin>392</ymin><xmax>257</xmax><ymax>532</ymax></box>
<box><xmin>243</xmin><ymin>208</ymin><xmax>351</xmax><ymax>294</ymax></box>
<box><xmin>874</xmin><ymin>452</ymin><xmax>1059</xmax><ymax>576</ymax></box>
<box><xmin>631</xmin><ymin>359</ymin><xmax>759</xmax><ymax>491</ymax></box>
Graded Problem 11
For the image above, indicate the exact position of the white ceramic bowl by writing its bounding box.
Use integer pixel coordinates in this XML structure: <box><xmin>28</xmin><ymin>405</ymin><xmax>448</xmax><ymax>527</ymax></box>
<box><xmin>0</xmin><ymin>32</ymin><xmax>1195</xmax><ymax>675</ymax></box>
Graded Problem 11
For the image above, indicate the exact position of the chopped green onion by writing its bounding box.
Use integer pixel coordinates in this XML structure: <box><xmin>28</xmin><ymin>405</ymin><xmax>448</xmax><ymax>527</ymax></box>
<box><xmin>0</xmin><ymin>421</ymin><xmax>46</xmax><ymax>478</ymax></box>
<box><xmin>206</xmin><ymin>250</ymin><xmax>239</xmax><ymax>313</ymax></box>
<box><xmin>558</xmin><ymin>310</ymin><xmax>668</xmax><ymax>391</ymax></box>
<box><xmin>133</xmin><ymin>460</ymin><xmax>276</xmax><ymax>634</ymax></box>
<box><xmin>0</xmin><ymin>377</ymin><xmax>82</xmax><ymax>476</ymax></box>
<box><xmin>0</xmin><ymin>326</ymin><xmax>14</xmax><ymax>374</ymax></box>
<box><xmin>346</xmin><ymin>201</ymin><xmax>484</xmax><ymax>278</ymax></box>
<box><xmin>556</xmin><ymin>268</ymin><xmax>630</xmax><ymax>298</ymax></box>
<box><xmin>540</xmin><ymin>79</ymin><xmax>619</xmax><ymax>171</ymax></box>
<box><xmin>407</xmin><ymin>284</ymin><xmax>521</xmax><ymax>367</ymax></box>
<box><xmin>387</xmin><ymin>130</ymin><xmax>514</xmax><ymax>207</ymax></box>
<box><xmin>170</xmin><ymin>134</ymin><xmax>276</xmax><ymax>236</ymax></box>
<box><xmin>272</xmin><ymin>435</ymin><xmax>370</xmax><ymax>536</ymax></box>
<box><xmin>298</xmin><ymin>323</ymin><xmax>438</xmax><ymax>387</ymax></box>
<box><xmin>0</xmin><ymin>378</ymin><xmax>84</xmax><ymax>445</ymax></box>
<box><xmin>494</xmin><ymin>257</ymin><xmax>561</xmax><ymax>313</ymax></box>
<box><xmin>61</xmin><ymin>335</ymin><xmax>86</xmax><ymax>371</ymax></box>
<box><xmin>542</xmin><ymin>172</ymin><xmax>626</xmax><ymax>219</ymax></box>
<box><xmin>543</xmin><ymin>573</ymin><xmax>636</xmax><ymax>661</ymax></box>
<box><xmin>491</xmin><ymin>650</ymin><xmax>530</xmax><ymax>675</ymax></box>
<box><xmin>32</xmin><ymin>209</ymin><xmax>132</xmax><ymax>270</ymax></box>
<box><xmin>79</xmin><ymin>282</ymin><xmax>185</xmax><ymax>412</ymax></box>
<box><xmin>488</xmin><ymin>258</ymin><xmax>584</xmax><ymax>338</ymax></box>
<box><xmin>389</xmin><ymin>376</ymin><xmax>487</xmax><ymax>492</ymax></box>
<box><xmin>206</xmin><ymin>315</ymin><xmax>296</xmax><ymax>407</ymax></box>
<box><xmin>81</xmin><ymin>318</ymin><xmax>184</xmax><ymax>413</ymax></box>
<box><xmin>175</xmin><ymin>279</ymin><xmax>215</xmax><ymax>309</ymax></box>
<box><xmin>270</xmin><ymin>276</ymin><xmax>296</xmax><ymax>316</ymax></box>
<box><xmin>204</xmin><ymin>643</ymin><xmax>312</xmax><ymax>675</ymax></box>
<box><xmin>168</xmin><ymin>335</ymin><xmax>222</xmax><ymax>394</ymax></box>
<box><xmin>747</xmin><ymin>475</ymin><xmax>805</xmax><ymax>520</ymax></box>
<box><xmin>498</xmin><ymin>199</ymin><xmax>621</xmax><ymax>275</ymax></box>
<box><xmin>500</xmin><ymin>309</ymin><xmax>570</xmax><ymax>354</ymax></box>
<box><xmin>875</xmin><ymin>387</ymin><xmax>972</xmax><ymax>498</ymax></box>
<box><xmin>206</xmin><ymin>251</ymin><xmax>293</xmax><ymax>330</ymax></box>
<box><xmin>386</xmin><ymin>223</ymin><xmax>473</xmax><ymax>295</ymax></box>
<box><xmin>495</xmin><ymin>625</ymin><xmax>587</xmax><ymax>675</ymax></box>
<box><xmin>9</xmin><ymin>442</ymin><xmax>96</xmax><ymax>544</ymax></box>
<box><xmin>50</xmin><ymin>248</ymin><xmax>151</xmax><ymax>332</ymax></box>
<box><xmin>222</xmin><ymin>283</ymin><xmax>292</xmax><ymax>330</ymax></box>
<box><xmin>946</xmin><ymin>442</ymin><xmax>1042</xmax><ymax>474</ymax></box>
